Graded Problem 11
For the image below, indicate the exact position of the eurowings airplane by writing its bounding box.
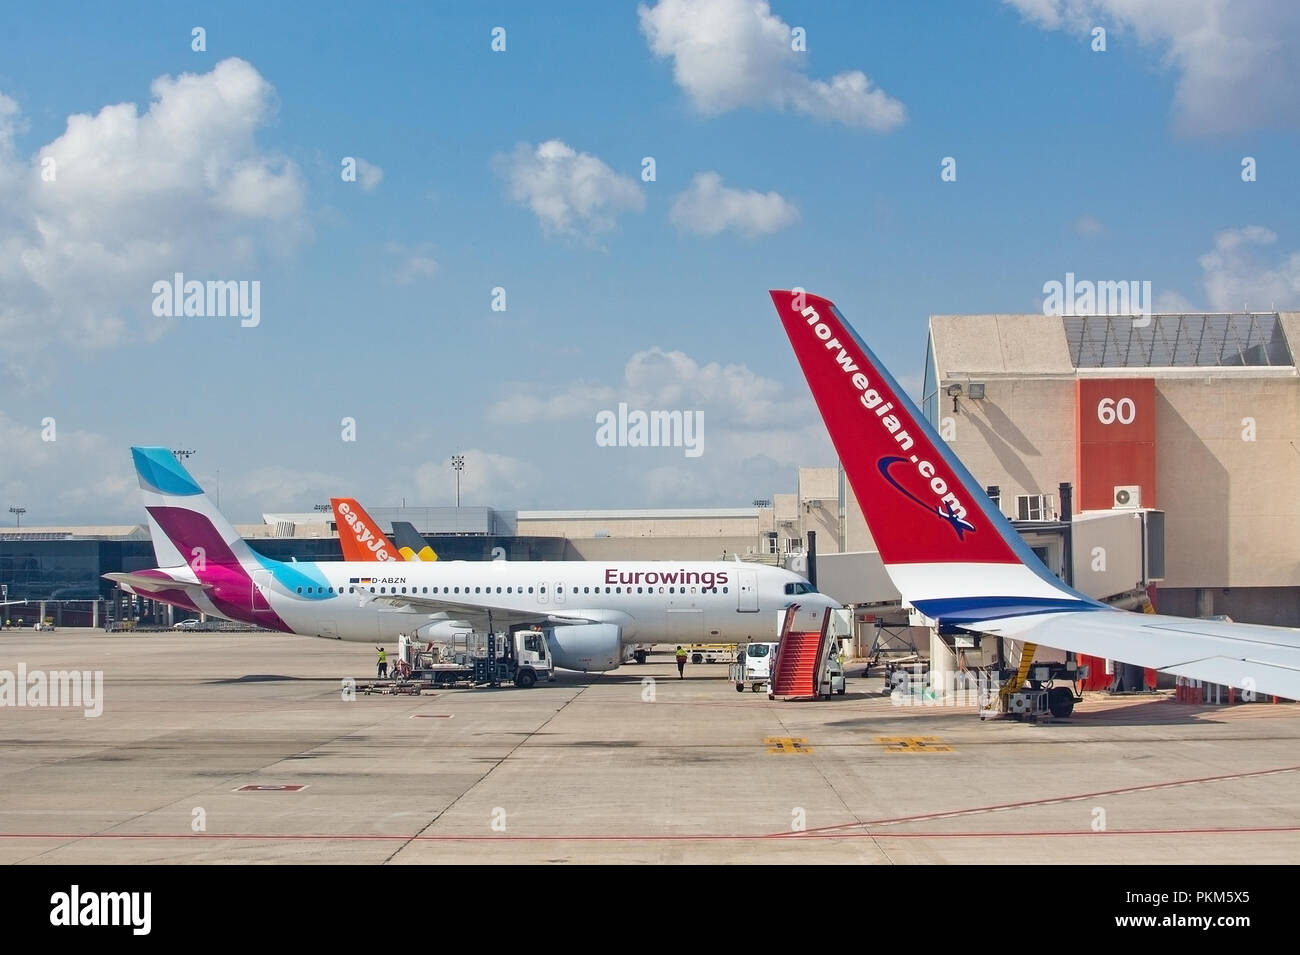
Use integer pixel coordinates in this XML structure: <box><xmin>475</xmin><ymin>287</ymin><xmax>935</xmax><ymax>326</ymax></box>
<box><xmin>106</xmin><ymin>448</ymin><xmax>835</xmax><ymax>671</ymax></box>
<box><xmin>771</xmin><ymin>290</ymin><xmax>1300</xmax><ymax>700</ymax></box>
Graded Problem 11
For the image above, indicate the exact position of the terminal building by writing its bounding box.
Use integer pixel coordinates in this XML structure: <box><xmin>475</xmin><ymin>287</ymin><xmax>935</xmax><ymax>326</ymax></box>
<box><xmin>4</xmin><ymin>310</ymin><xmax>1296</xmax><ymax>637</ymax></box>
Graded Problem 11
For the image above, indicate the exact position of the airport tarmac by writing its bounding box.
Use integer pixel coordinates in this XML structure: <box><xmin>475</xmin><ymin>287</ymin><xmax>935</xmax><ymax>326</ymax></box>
<box><xmin>1</xmin><ymin>629</ymin><xmax>1297</xmax><ymax>864</ymax></box>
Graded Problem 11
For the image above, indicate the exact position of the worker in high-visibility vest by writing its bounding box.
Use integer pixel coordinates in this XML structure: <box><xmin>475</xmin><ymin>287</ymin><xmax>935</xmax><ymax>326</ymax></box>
<box><xmin>376</xmin><ymin>646</ymin><xmax>388</xmax><ymax>679</ymax></box>
<box><xmin>675</xmin><ymin>645</ymin><xmax>688</xmax><ymax>679</ymax></box>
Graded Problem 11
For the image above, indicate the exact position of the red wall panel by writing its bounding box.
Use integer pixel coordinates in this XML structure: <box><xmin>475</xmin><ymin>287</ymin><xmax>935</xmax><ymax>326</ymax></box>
<box><xmin>1074</xmin><ymin>379</ymin><xmax>1156</xmax><ymax>512</ymax></box>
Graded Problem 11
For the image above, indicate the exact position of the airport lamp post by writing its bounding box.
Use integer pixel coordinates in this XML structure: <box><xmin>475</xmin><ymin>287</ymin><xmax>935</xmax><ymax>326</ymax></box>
<box><xmin>8</xmin><ymin>506</ymin><xmax>24</xmax><ymax>527</ymax></box>
<box><xmin>451</xmin><ymin>454</ymin><xmax>465</xmax><ymax>508</ymax></box>
<box><xmin>171</xmin><ymin>448</ymin><xmax>196</xmax><ymax>463</ymax></box>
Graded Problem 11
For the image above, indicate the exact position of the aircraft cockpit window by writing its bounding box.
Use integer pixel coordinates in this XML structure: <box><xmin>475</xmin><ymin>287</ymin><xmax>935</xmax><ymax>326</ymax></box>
<box><xmin>784</xmin><ymin>582</ymin><xmax>817</xmax><ymax>595</ymax></box>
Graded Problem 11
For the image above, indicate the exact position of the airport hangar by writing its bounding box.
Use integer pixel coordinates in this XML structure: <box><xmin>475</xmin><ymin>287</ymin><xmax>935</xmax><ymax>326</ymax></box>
<box><xmin>4</xmin><ymin>309</ymin><xmax>1297</xmax><ymax>653</ymax></box>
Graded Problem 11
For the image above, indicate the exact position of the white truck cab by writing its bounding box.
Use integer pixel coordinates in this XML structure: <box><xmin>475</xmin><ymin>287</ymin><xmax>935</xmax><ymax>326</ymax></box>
<box><xmin>732</xmin><ymin>641</ymin><xmax>778</xmax><ymax>693</ymax></box>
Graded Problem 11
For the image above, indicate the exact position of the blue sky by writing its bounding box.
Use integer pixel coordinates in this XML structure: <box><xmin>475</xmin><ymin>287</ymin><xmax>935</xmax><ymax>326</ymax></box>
<box><xmin>2</xmin><ymin>0</ymin><xmax>1298</xmax><ymax>523</ymax></box>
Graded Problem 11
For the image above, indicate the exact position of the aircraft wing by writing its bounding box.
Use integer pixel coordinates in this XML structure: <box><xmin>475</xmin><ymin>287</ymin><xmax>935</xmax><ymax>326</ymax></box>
<box><xmin>955</xmin><ymin>608</ymin><xmax>1300</xmax><ymax>700</ymax></box>
<box><xmin>367</xmin><ymin>591</ymin><xmax>602</xmax><ymax>630</ymax></box>
<box><xmin>770</xmin><ymin>289</ymin><xmax>1300</xmax><ymax>701</ymax></box>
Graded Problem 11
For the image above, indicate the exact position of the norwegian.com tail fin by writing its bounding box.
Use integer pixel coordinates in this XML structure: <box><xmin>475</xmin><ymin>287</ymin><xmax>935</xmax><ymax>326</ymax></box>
<box><xmin>769</xmin><ymin>291</ymin><xmax>1103</xmax><ymax>626</ymax></box>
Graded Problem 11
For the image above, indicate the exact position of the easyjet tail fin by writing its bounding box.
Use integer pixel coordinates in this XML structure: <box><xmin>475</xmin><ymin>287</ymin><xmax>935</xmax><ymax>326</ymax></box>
<box><xmin>330</xmin><ymin>498</ymin><xmax>401</xmax><ymax>562</ymax></box>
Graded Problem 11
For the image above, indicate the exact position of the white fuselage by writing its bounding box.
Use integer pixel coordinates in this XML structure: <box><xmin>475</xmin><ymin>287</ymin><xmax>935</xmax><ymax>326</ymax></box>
<box><xmin>242</xmin><ymin>559</ymin><xmax>836</xmax><ymax>644</ymax></box>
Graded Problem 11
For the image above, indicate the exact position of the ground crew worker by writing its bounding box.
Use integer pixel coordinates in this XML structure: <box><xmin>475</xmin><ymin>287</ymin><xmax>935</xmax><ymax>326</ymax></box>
<box><xmin>675</xmin><ymin>645</ymin><xmax>688</xmax><ymax>679</ymax></box>
<box><xmin>376</xmin><ymin>646</ymin><xmax>388</xmax><ymax>679</ymax></box>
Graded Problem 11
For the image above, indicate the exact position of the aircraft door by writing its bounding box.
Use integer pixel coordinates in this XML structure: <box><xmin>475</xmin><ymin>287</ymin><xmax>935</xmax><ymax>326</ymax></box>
<box><xmin>252</xmin><ymin>570</ymin><xmax>273</xmax><ymax>613</ymax></box>
<box><xmin>737</xmin><ymin>571</ymin><xmax>759</xmax><ymax>612</ymax></box>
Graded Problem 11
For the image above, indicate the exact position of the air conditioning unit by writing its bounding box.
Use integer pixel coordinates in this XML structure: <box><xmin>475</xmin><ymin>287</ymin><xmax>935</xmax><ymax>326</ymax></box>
<box><xmin>1113</xmin><ymin>485</ymin><xmax>1141</xmax><ymax>508</ymax></box>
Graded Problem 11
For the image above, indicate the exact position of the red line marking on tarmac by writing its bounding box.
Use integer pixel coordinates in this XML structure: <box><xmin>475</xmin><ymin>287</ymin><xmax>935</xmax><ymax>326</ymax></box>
<box><xmin>0</xmin><ymin>825</ymin><xmax>1296</xmax><ymax>843</ymax></box>
<box><xmin>788</xmin><ymin>763</ymin><xmax>1300</xmax><ymax>836</ymax></box>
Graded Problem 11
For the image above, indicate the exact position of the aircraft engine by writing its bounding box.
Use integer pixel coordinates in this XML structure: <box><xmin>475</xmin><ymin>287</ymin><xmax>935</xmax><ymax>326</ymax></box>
<box><xmin>546</xmin><ymin>623</ymin><xmax>622</xmax><ymax>672</ymax></box>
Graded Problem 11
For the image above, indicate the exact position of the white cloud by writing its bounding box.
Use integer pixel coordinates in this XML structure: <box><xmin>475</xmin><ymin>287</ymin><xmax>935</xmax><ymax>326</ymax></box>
<box><xmin>0</xmin><ymin>58</ymin><xmax>307</xmax><ymax>369</ymax></box>
<box><xmin>355</xmin><ymin>157</ymin><xmax>384</xmax><ymax>192</ymax></box>
<box><xmin>234</xmin><ymin>465</ymin><xmax>345</xmax><ymax>515</ymax></box>
<box><xmin>0</xmin><ymin>413</ymin><xmax>136</xmax><ymax>524</ymax></box>
<box><xmin>1198</xmin><ymin>226</ymin><xmax>1300</xmax><ymax>311</ymax></box>
<box><xmin>1153</xmin><ymin>289</ymin><xmax>1196</xmax><ymax>313</ymax></box>
<box><xmin>1072</xmin><ymin>214</ymin><xmax>1104</xmax><ymax>236</ymax></box>
<box><xmin>484</xmin><ymin>345</ymin><xmax>833</xmax><ymax>504</ymax></box>
<box><xmin>410</xmin><ymin>449</ymin><xmax>529</xmax><ymax>506</ymax></box>
<box><xmin>485</xmin><ymin>383</ymin><xmax>616</xmax><ymax>425</ymax></box>
<box><xmin>488</xmin><ymin>346</ymin><xmax>807</xmax><ymax>430</ymax></box>
<box><xmin>669</xmin><ymin>172</ymin><xmax>798</xmax><ymax>238</ymax></box>
<box><xmin>639</xmin><ymin>0</ymin><xmax>905</xmax><ymax>129</ymax></box>
<box><xmin>492</xmin><ymin>139</ymin><xmax>644</xmax><ymax>240</ymax></box>
<box><xmin>1002</xmin><ymin>0</ymin><xmax>1300</xmax><ymax>135</ymax></box>
<box><xmin>387</xmin><ymin>242</ymin><xmax>438</xmax><ymax>284</ymax></box>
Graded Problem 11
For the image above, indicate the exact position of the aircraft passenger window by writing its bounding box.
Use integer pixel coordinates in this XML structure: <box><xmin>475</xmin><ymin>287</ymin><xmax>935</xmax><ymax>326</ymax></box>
<box><xmin>349</xmin><ymin>587</ymin><xmax>354</xmax><ymax>594</ymax></box>
<box><xmin>723</xmin><ymin>587</ymin><xmax>728</xmax><ymax>593</ymax></box>
<box><xmin>475</xmin><ymin>587</ymin><xmax>481</xmax><ymax>593</ymax></box>
<box><xmin>496</xmin><ymin>587</ymin><xmax>502</xmax><ymax>594</ymax></box>
<box><xmin>528</xmin><ymin>587</ymin><xmax>534</xmax><ymax>593</ymax></box>
<box><xmin>572</xmin><ymin>587</ymin><xmax>578</xmax><ymax>594</ymax></box>
<box><xmin>540</xmin><ymin>586</ymin><xmax>546</xmax><ymax>593</ymax></box>
<box><xmin>690</xmin><ymin>587</ymin><xmax>697</xmax><ymax>594</ymax></box>
<box><xmin>659</xmin><ymin>587</ymin><xmax>664</xmax><ymax>594</ymax></box>
<box><xmin>401</xmin><ymin>587</ymin><xmax>407</xmax><ymax>593</ymax></box>
<box><xmin>296</xmin><ymin>587</ymin><xmax>302</xmax><ymax>594</ymax></box>
<box><xmin>380</xmin><ymin>587</ymin><xmax>386</xmax><ymax>593</ymax></box>
<box><xmin>369</xmin><ymin>587</ymin><xmax>375</xmax><ymax>593</ymax></box>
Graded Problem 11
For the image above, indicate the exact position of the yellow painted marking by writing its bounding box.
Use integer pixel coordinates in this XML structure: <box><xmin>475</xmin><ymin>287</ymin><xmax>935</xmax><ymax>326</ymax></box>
<box><xmin>875</xmin><ymin>735</ymin><xmax>953</xmax><ymax>753</ymax></box>
<box><xmin>765</xmin><ymin>736</ymin><xmax>814</xmax><ymax>754</ymax></box>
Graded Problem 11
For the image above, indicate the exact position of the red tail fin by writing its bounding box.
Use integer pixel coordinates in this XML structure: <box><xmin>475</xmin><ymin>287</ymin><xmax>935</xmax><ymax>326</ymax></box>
<box><xmin>330</xmin><ymin>498</ymin><xmax>400</xmax><ymax>563</ymax></box>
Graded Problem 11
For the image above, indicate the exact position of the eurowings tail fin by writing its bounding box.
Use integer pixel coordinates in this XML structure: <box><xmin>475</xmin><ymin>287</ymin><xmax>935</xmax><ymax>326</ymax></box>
<box><xmin>132</xmin><ymin>446</ymin><xmax>260</xmax><ymax>571</ymax></box>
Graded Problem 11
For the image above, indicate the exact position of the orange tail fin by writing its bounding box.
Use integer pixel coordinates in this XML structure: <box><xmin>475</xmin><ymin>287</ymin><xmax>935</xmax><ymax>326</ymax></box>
<box><xmin>330</xmin><ymin>498</ymin><xmax>400</xmax><ymax>562</ymax></box>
